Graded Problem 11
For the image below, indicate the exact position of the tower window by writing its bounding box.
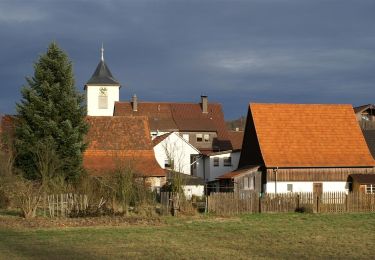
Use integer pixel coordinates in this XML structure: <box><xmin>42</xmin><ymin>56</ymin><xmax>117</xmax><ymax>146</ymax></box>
<box><xmin>98</xmin><ymin>87</ymin><xmax>108</xmax><ymax>109</ymax></box>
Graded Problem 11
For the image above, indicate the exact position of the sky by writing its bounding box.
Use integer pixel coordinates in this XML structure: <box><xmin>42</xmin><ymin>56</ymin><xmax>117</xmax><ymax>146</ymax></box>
<box><xmin>0</xmin><ymin>0</ymin><xmax>374</xmax><ymax>120</ymax></box>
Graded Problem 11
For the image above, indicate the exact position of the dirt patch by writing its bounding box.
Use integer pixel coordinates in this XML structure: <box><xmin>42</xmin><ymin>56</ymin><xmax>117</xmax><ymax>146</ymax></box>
<box><xmin>0</xmin><ymin>214</ymin><xmax>163</xmax><ymax>229</ymax></box>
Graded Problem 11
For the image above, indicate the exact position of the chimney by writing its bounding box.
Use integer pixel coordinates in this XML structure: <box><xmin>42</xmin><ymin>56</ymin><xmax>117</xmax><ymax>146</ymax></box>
<box><xmin>201</xmin><ymin>95</ymin><xmax>208</xmax><ymax>113</ymax></box>
<box><xmin>132</xmin><ymin>94</ymin><xmax>138</xmax><ymax>112</ymax></box>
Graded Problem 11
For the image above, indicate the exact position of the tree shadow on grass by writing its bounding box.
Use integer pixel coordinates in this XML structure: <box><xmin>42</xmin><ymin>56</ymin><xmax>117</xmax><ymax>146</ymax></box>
<box><xmin>0</xmin><ymin>229</ymin><xmax>100</xmax><ymax>260</ymax></box>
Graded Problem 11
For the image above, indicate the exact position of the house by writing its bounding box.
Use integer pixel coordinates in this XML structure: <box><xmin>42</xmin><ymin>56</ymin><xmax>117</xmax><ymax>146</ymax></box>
<box><xmin>152</xmin><ymin>132</ymin><xmax>200</xmax><ymax>175</ymax></box>
<box><xmin>219</xmin><ymin>103</ymin><xmax>375</xmax><ymax>194</ymax></box>
<box><xmin>166</xmin><ymin>171</ymin><xmax>205</xmax><ymax>199</ymax></box>
<box><xmin>84</xmin><ymin>116</ymin><xmax>166</xmax><ymax>189</ymax></box>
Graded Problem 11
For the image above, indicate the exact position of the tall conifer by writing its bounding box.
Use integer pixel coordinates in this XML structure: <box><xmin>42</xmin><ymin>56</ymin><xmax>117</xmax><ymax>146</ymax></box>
<box><xmin>15</xmin><ymin>42</ymin><xmax>88</xmax><ymax>181</ymax></box>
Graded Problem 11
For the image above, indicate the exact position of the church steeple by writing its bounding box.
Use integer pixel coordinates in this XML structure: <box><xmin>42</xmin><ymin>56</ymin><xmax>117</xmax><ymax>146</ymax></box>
<box><xmin>85</xmin><ymin>45</ymin><xmax>120</xmax><ymax>87</ymax></box>
<box><xmin>101</xmin><ymin>43</ymin><xmax>104</xmax><ymax>61</ymax></box>
<box><xmin>85</xmin><ymin>45</ymin><xmax>121</xmax><ymax>116</ymax></box>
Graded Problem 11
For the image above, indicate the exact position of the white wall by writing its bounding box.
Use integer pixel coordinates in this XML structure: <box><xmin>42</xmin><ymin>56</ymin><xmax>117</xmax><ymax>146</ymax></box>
<box><xmin>205</xmin><ymin>151</ymin><xmax>241</xmax><ymax>182</ymax></box>
<box><xmin>183</xmin><ymin>185</ymin><xmax>204</xmax><ymax>199</ymax></box>
<box><xmin>86</xmin><ymin>85</ymin><xmax>119</xmax><ymax>116</ymax></box>
<box><xmin>153</xmin><ymin>132</ymin><xmax>199</xmax><ymax>175</ymax></box>
<box><xmin>266</xmin><ymin>181</ymin><xmax>349</xmax><ymax>193</ymax></box>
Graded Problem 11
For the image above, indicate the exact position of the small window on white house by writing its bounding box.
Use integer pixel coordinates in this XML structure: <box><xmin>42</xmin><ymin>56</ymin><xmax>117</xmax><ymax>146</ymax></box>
<box><xmin>287</xmin><ymin>184</ymin><xmax>293</xmax><ymax>193</ymax></box>
<box><xmin>366</xmin><ymin>184</ymin><xmax>375</xmax><ymax>194</ymax></box>
<box><xmin>196</xmin><ymin>134</ymin><xmax>203</xmax><ymax>142</ymax></box>
<box><xmin>213</xmin><ymin>157</ymin><xmax>219</xmax><ymax>167</ymax></box>
<box><xmin>223</xmin><ymin>157</ymin><xmax>232</xmax><ymax>166</ymax></box>
<box><xmin>182</xmin><ymin>134</ymin><xmax>189</xmax><ymax>142</ymax></box>
<box><xmin>204</xmin><ymin>134</ymin><xmax>210</xmax><ymax>142</ymax></box>
<box><xmin>164</xmin><ymin>158</ymin><xmax>174</xmax><ymax>169</ymax></box>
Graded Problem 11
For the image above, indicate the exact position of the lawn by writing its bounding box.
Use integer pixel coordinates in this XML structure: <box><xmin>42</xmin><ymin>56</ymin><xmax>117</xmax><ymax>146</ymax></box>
<box><xmin>0</xmin><ymin>213</ymin><xmax>374</xmax><ymax>259</ymax></box>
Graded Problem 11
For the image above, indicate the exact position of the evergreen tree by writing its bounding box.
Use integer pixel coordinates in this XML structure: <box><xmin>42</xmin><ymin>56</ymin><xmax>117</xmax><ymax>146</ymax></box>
<box><xmin>15</xmin><ymin>42</ymin><xmax>88</xmax><ymax>181</ymax></box>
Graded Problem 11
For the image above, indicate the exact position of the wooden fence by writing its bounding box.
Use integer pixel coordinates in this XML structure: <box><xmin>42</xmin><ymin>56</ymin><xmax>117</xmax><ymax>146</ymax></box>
<box><xmin>42</xmin><ymin>193</ymin><xmax>88</xmax><ymax>218</ymax></box>
<box><xmin>208</xmin><ymin>192</ymin><xmax>375</xmax><ymax>215</ymax></box>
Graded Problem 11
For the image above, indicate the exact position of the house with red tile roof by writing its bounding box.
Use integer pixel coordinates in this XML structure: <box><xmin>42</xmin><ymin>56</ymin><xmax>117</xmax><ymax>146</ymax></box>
<box><xmin>84</xmin><ymin>116</ymin><xmax>166</xmax><ymax>188</ymax></box>
<box><xmin>219</xmin><ymin>103</ymin><xmax>375</xmax><ymax>194</ymax></box>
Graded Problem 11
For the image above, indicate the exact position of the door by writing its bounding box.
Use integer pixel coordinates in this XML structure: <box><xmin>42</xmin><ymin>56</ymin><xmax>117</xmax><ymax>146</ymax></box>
<box><xmin>313</xmin><ymin>183</ymin><xmax>323</xmax><ymax>213</ymax></box>
<box><xmin>313</xmin><ymin>183</ymin><xmax>323</xmax><ymax>196</ymax></box>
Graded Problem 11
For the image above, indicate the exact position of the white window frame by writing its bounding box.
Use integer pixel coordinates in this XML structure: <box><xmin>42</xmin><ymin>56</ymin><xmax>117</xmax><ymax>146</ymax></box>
<box><xmin>366</xmin><ymin>184</ymin><xmax>375</xmax><ymax>194</ymax></box>
<box><xmin>196</xmin><ymin>134</ymin><xmax>203</xmax><ymax>142</ymax></box>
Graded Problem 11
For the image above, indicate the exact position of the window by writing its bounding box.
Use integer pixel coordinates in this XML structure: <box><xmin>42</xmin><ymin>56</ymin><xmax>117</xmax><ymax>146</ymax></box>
<box><xmin>182</xmin><ymin>134</ymin><xmax>189</xmax><ymax>142</ymax></box>
<box><xmin>98</xmin><ymin>96</ymin><xmax>108</xmax><ymax>109</ymax></box>
<box><xmin>213</xmin><ymin>157</ymin><xmax>219</xmax><ymax>167</ymax></box>
<box><xmin>244</xmin><ymin>177</ymin><xmax>249</xmax><ymax>189</ymax></box>
<box><xmin>164</xmin><ymin>158</ymin><xmax>174</xmax><ymax>169</ymax></box>
<box><xmin>223</xmin><ymin>157</ymin><xmax>232</xmax><ymax>166</ymax></box>
<box><xmin>196</xmin><ymin>134</ymin><xmax>203</xmax><ymax>142</ymax></box>
<box><xmin>250</xmin><ymin>176</ymin><xmax>255</xmax><ymax>190</ymax></box>
<box><xmin>287</xmin><ymin>184</ymin><xmax>293</xmax><ymax>193</ymax></box>
<box><xmin>366</xmin><ymin>184</ymin><xmax>375</xmax><ymax>194</ymax></box>
<box><xmin>204</xmin><ymin>134</ymin><xmax>210</xmax><ymax>142</ymax></box>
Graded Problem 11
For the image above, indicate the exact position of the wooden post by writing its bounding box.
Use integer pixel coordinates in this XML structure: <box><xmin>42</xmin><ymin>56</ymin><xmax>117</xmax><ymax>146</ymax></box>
<box><xmin>258</xmin><ymin>193</ymin><xmax>262</xmax><ymax>213</ymax></box>
<box><xmin>345</xmin><ymin>194</ymin><xmax>348</xmax><ymax>212</ymax></box>
<box><xmin>316</xmin><ymin>195</ymin><xmax>320</xmax><ymax>213</ymax></box>
<box><xmin>296</xmin><ymin>194</ymin><xmax>300</xmax><ymax>211</ymax></box>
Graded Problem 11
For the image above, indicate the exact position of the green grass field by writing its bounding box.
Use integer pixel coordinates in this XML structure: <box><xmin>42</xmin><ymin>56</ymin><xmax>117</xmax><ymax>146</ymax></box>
<box><xmin>0</xmin><ymin>213</ymin><xmax>374</xmax><ymax>259</ymax></box>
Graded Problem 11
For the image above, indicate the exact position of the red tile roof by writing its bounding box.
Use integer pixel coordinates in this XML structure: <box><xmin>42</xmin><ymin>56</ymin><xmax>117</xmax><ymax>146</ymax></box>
<box><xmin>84</xmin><ymin>116</ymin><xmax>165</xmax><ymax>177</ymax></box>
<box><xmin>152</xmin><ymin>132</ymin><xmax>172</xmax><ymax>146</ymax></box>
<box><xmin>228</xmin><ymin>131</ymin><xmax>244</xmax><ymax>150</ymax></box>
<box><xmin>240</xmin><ymin>103</ymin><xmax>375</xmax><ymax>168</ymax></box>
<box><xmin>114</xmin><ymin>101</ymin><xmax>232</xmax><ymax>151</ymax></box>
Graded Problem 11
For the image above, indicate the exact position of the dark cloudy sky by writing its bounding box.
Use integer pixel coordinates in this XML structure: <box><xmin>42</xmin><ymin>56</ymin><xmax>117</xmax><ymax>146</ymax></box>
<box><xmin>1</xmin><ymin>0</ymin><xmax>374</xmax><ymax>119</ymax></box>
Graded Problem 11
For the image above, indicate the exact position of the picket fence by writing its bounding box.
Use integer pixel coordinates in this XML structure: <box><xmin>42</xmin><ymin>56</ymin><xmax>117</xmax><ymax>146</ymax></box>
<box><xmin>42</xmin><ymin>193</ymin><xmax>88</xmax><ymax>218</ymax></box>
<box><xmin>208</xmin><ymin>192</ymin><xmax>375</xmax><ymax>215</ymax></box>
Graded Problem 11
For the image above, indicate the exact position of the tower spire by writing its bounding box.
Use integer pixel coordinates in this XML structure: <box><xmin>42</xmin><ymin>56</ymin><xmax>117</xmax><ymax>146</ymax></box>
<box><xmin>101</xmin><ymin>43</ymin><xmax>104</xmax><ymax>61</ymax></box>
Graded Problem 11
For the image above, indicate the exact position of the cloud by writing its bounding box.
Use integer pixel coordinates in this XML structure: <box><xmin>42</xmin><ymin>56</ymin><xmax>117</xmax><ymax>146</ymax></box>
<box><xmin>203</xmin><ymin>48</ymin><xmax>375</xmax><ymax>76</ymax></box>
<box><xmin>0</xmin><ymin>4</ymin><xmax>47</xmax><ymax>23</ymax></box>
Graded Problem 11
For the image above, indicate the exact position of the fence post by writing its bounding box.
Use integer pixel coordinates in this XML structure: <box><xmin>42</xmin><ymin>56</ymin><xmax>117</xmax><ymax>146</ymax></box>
<box><xmin>258</xmin><ymin>193</ymin><xmax>262</xmax><ymax>213</ymax></box>
<box><xmin>345</xmin><ymin>194</ymin><xmax>348</xmax><ymax>212</ymax></box>
<box><xmin>316</xmin><ymin>195</ymin><xmax>320</xmax><ymax>213</ymax></box>
<box><xmin>296</xmin><ymin>194</ymin><xmax>300</xmax><ymax>211</ymax></box>
<box><xmin>205</xmin><ymin>195</ymin><xmax>208</xmax><ymax>214</ymax></box>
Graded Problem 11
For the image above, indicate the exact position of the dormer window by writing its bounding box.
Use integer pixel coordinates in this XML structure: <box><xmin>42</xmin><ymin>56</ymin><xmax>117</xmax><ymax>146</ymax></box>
<box><xmin>98</xmin><ymin>87</ymin><xmax>108</xmax><ymax>109</ymax></box>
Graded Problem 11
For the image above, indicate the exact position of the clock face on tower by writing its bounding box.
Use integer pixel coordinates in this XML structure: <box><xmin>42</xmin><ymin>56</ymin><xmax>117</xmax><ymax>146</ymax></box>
<box><xmin>99</xmin><ymin>87</ymin><xmax>108</xmax><ymax>96</ymax></box>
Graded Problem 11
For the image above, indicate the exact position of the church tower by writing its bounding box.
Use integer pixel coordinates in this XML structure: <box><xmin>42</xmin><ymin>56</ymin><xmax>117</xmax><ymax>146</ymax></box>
<box><xmin>85</xmin><ymin>45</ymin><xmax>121</xmax><ymax>116</ymax></box>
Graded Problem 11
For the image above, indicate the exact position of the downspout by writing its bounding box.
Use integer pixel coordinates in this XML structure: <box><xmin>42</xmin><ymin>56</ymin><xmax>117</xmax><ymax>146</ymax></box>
<box><xmin>203</xmin><ymin>156</ymin><xmax>206</xmax><ymax>192</ymax></box>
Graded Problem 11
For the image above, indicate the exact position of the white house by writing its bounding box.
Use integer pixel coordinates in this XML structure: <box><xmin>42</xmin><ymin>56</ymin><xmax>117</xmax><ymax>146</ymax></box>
<box><xmin>153</xmin><ymin>132</ymin><xmax>205</xmax><ymax>197</ymax></box>
<box><xmin>153</xmin><ymin>132</ymin><xmax>200</xmax><ymax>175</ymax></box>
